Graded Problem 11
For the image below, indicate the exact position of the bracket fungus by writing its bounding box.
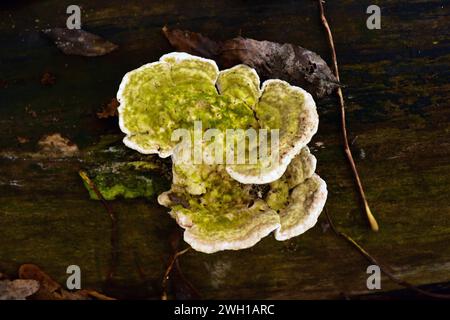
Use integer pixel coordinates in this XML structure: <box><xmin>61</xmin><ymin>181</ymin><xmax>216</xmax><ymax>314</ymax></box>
<box><xmin>117</xmin><ymin>52</ymin><xmax>327</xmax><ymax>253</ymax></box>
<box><xmin>117</xmin><ymin>52</ymin><xmax>318</xmax><ymax>183</ymax></box>
<box><xmin>158</xmin><ymin>147</ymin><xmax>327</xmax><ymax>253</ymax></box>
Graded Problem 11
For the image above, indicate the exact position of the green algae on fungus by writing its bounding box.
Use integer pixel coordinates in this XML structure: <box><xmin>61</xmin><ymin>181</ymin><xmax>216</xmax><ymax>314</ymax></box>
<box><xmin>158</xmin><ymin>162</ymin><xmax>280</xmax><ymax>253</ymax></box>
<box><xmin>118</xmin><ymin>54</ymin><xmax>257</xmax><ymax>158</ymax></box>
<box><xmin>264</xmin><ymin>147</ymin><xmax>327</xmax><ymax>241</ymax></box>
<box><xmin>117</xmin><ymin>52</ymin><xmax>318</xmax><ymax>184</ymax></box>
<box><xmin>82</xmin><ymin>161</ymin><xmax>169</xmax><ymax>200</ymax></box>
<box><xmin>158</xmin><ymin>147</ymin><xmax>327</xmax><ymax>253</ymax></box>
<box><xmin>225</xmin><ymin>79</ymin><xmax>318</xmax><ymax>184</ymax></box>
<box><xmin>117</xmin><ymin>52</ymin><xmax>326</xmax><ymax>253</ymax></box>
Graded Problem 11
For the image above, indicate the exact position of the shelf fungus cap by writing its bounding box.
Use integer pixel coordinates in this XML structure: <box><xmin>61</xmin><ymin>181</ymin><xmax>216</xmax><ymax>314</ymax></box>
<box><xmin>265</xmin><ymin>146</ymin><xmax>327</xmax><ymax>240</ymax></box>
<box><xmin>158</xmin><ymin>147</ymin><xmax>327</xmax><ymax>254</ymax></box>
<box><xmin>117</xmin><ymin>52</ymin><xmax>319</xmax><ymax>184</ymax></box>
<box><xmin>117</xmin><ymin>53</ymin><xmax>326</xmax><ymax>253</ymax></box>
<box><xmin>117</xmin><ymin>52</ymin><xmax>221</xmax><ymax>157</ymax></box>
<box><xmin>158</xmin><ymin>163</ymin><xmax>281</xmax><ymax>253</ymax></box>
<box><xmin>273</xmin><ymin>173</ymin><xmax>327</xmax><ymax>241</ymax></box>
<box><xmin>226</xmin><ymin>80</ymin><xmax>318</xmax><ymax>184</ymax></box>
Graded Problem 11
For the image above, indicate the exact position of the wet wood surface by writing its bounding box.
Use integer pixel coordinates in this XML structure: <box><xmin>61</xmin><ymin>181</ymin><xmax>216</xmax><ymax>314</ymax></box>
<box><xmin>0</xmin><ymin>0</ymin><xmax>449</xmax><ymax>299</ymax></box>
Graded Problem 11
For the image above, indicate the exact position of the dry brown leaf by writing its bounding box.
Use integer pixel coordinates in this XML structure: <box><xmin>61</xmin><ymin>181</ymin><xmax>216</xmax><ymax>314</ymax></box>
<box><xmin>42</xmin><ymin>28</ymin><xmax>118</xmax><ymax>57</ymax></box>
<box><xmin>19</xmin><ymin>264</ymin><xmax>86</xmax><ymax>300</ymax></box>
<box><xmin>18</xmin><ymin>264</ymin><xmax>115</xmax><ymax>300</ymax></box>
<box><xmin>40</xmin><ymin>72</ymin><xmax>56</xmax><ymax>86</ymax></box>
<box><xmin>162</xmin><ymin>26</ymin><xmax>339</xmax><ymax>98</ymax></box>
<box><xmin>38</xmin><ymin>133</ymin><xmax>79</xmax><ymax>157</ymax></box>
<box><xmin>17</xmin><ymin>136</ymin><xmax>29</xmax><ymax>144</ymax></box>
<box><xmin>97</xmin><ymin>98</ymin><xmax>119</xmax><ymax>119</ymax></box>
<box><xmin>0</xmin><ymin>279</ymin><xmax>39</xmax><ymax>300</ymax></box>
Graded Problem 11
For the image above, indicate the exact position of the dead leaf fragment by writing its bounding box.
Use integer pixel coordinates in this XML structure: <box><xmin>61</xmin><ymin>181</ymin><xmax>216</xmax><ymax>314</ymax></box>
<box><xmin>221</xmin><ymin>37</ymin><xmax>340</xmax><ymax>98</ymax></box>
<box><xmin>40</xmin><ymin>72</ymin><xmax>56</xmax><ymax>86</ymax></box>
<box><xmin>17</xmin><ymin>136</ymin><xmax>29</xmax><ymax>144</ymax></box>
<box><xmin>42</xmin><ymin>28</ymin><xmax>118</xmax><ymax>57</ymax></box>
<box><xmin>19</xmin><ymin>264</ymin><xmax>73</xmax><ymax>300</ymax></box>
<box><xmin>163</xmin><ymin>26</ymin><xmax>221</xmax><ymax>58</ymax></box>
<box><xmin>38</xmin><ymin>133</ymin><xmax>79</xmax><ymax>157</ymax></box>
<box><xmin>0</xmin><ymin>279</ymin><xmax>40</xmax><ymax>300</ymax></box>
<box><xmin>25</xmin><ymin>105</ymin><xmax>37</xmax><ymax>118</ymax></box>
<box><xmin>18</xmin><ymin>264</ymin><xmax>115</xmax><ymax>300</ymax></box>
<box><xmin>97</xmin><ymin>98</ymin><xmax>119</xmax><ymax>119</ymax></box>
<box><xmin>163</xmin><ymin>26</ymin><xmax>339</xmax><ymax>98</ymax></box>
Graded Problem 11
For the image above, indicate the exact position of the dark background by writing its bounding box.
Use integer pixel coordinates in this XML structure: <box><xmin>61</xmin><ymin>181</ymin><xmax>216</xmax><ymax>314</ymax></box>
<box><xmin>0</xmin><ymin>0</ymin><xmax>449</xmax><ymax>299</ymax></box>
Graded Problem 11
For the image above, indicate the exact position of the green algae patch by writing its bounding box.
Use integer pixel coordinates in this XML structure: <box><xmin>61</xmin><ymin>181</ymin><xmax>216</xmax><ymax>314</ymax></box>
<box><xmin>82</xmin><ymin>161</ymin><xmax>169</xmax><ymax>200</ymax></box>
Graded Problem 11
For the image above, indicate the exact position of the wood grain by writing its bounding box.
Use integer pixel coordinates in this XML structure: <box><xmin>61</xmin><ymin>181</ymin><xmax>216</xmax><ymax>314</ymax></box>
<box><xmin>0</xmin><ymin>0</ymin><xmax>449</xmax><ymax>299</ymax></box>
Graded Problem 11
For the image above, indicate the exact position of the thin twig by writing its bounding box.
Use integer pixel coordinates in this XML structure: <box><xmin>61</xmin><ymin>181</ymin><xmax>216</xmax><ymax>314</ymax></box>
<box><xmin>174</xmin><ymin>257</ymin><xmax>202</xmax><ymax>299</ymax></box>
<box><xmin>80</xmin><ymin>289</ymin><xmax>117</xmax><ymax>300</ymax></box>
<box><xmin>133</xmin><ymin>250</ymin><xmax>148</xmax><ymax>281</ymax></box>
<box><xmin>325</xmin><ymin>208</ymin><xmax>450</xmax><ymax>299</ymax></box>
<box><xmin>318</xmin><ymin>0</ymin><xmax>379</xmax><ymax>231</ymax></box>
<box><xmin>317</xmin><ymin>9</ymin><xmax>446</xmax><ymax>295</ymax></box>
<box><xmin>161</xmin><ymin>247</ymin><xmax>190</xmax><ymax>300</ymax></box>
<box><xmin>79</xmin><ymin>170</ymin><xmax>119</xmax><ymax>282</ymax></box>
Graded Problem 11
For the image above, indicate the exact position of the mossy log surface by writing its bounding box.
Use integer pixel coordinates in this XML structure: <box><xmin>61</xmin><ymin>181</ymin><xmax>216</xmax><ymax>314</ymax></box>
<box><xmin>0</xmin><ymin>0</ymin><xmax>449</xmax><ymax>299</ymax></box>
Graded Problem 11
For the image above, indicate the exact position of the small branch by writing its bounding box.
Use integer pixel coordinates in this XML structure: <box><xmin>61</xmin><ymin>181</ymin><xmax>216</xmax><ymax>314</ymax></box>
<box><xmin>318</xmin><ymin>0</ymin><xmax>379</xmax><ymax>231</ymax></box>
<box><xmin>173</xmin><ymin>256</ymin><xmax>202</xmax><ymax>299</ymax></box>
<box><xmin>133</xmin><ymin>250</ymin><xmax>148</xmax><ymax>281</ymax></box>
<box><xmin>161</xmin><ymin>247</ymin><xmax>190</xmax><ymax>300</ymax></box>
<box><xmin>325</xmin><ymin>208</ymin><xmax>450</xmax><ymax>299</ymax></box>
<box><xmin>79</xmin><ymin>170</ymin><xmax>119</xmax><ymax>282</ymax></box>
<box><xmin>80</xmin><ymin>289</ymin><xmax>117</xmax><ymax>300</ymax></box>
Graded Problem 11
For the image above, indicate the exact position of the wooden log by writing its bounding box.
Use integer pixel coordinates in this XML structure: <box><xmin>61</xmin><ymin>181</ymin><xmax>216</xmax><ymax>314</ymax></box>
<box><xmin>0</xmin><ymin>0</ymin><xmax>449</xmax><ymax>298</ymax></box>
